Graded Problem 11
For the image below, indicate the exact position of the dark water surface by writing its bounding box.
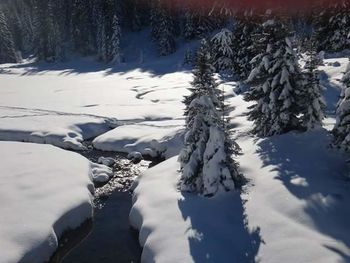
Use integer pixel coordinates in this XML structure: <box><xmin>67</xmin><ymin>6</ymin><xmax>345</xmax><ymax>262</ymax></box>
<box><xmin>61</xmin><ymin>191</ymin><xmax>141</xmax><ymax>263</ymax></box>
<box><xmin>54</xmin><ymin>147</ymin><xmax>147</xmax><ymax>263</ymax></box>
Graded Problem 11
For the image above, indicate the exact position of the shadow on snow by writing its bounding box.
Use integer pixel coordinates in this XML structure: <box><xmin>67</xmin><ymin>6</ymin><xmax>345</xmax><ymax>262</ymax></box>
<box><xmin>256</xmin><ymin>129</ymin><xmax>350</xmax><ymax>262</ymax></box>
<box><xmin>178</xmin><ymin>191</ymin><xmax>263</xmax><ymax>263</ymax></box>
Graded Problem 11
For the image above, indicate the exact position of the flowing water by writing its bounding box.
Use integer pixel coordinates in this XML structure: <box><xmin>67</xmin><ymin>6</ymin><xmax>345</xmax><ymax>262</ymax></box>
<box><xmin>50</xmin><ymin>146</ymin><xmax>152</xmax><ymax>263</ymax></box>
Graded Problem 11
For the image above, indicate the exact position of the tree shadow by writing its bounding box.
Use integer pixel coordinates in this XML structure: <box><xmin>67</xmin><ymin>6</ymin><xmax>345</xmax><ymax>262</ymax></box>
<box><xmin>256</xmin><ymin>129</ymin><xmax>350</xmax><ymax>261</ymax></box>
<box><xmin>318</xmin><ymin>70</ymin><xmax>342</xmax><ymax>116</ymax></box>
<box><xmin>178</xmin><ymin>191</ymin><xmax>263</xmax><ymax>263</ymax></box>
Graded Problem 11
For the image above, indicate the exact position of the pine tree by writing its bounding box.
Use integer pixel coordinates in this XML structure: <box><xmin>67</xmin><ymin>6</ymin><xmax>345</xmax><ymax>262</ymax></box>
<box><xmin>233</xmin><ymin>10</ymin><xmax>261</xmax><ymax>80</ymax></box>
<box><xmin>157</xmin><ymin>7</ymin><xmax>176</xmax><ymax>56</ymax></box>
<box><xmin>131</xmin><ymin>0</ymin><xmax>142</xmax><ymax>32</ymax></box>
<box><xmin>314</xmin><ymin>1</ymin><xmax>350</xmax><ymax>52</ymax></box>
<box><xmin>33</xmin><ymin>0</ymin><xmax>60</xmax><ymax>62</ymax></box>
<box><xmin>183</xmin><ymin>39</ymin><xmax>221</xmax><ymax>115</ymax></box>
<box><xmin>333</xmin><ymin>59</ymin><xmax>350</xmax><ymax>151</ymax></box>
<box><xmin>300</xmin><ymin>37</ymin><xmax>326</xmax><ymax>130</ymax></box>
<box><xmin>96</xmin><ymin>14</ymin><xmax>107</xmax><ymax>62</ymax></box>
<box><xmin>150</xmin><ymin>0</ymin><xmax>161</xmax><ymax>42</ymax></box>
<box><xmin>183</xmin><ymin>46</ymin><xmax>193</xmax><ymax>65</ymax></box>
<box><xmin>0</xmin><ymin>9</ymin><xmax>17</xmax><ymax>63</ymax></box>
<box><xmin>245</xmin><ymin>16</ymin><xmax>302</xmax><ymax>137</ymax></box>
<box><xmin>178</xmin><ymin>95</ymin><xmax>239</xmax><ymax>196</ymax></box>
<box><xmin>211</xmin><ymin>28</ymin><xmax>234</xmax><ymax>72</ymax></box>
<box><xmin>179</xmin><ymin>40</ymin><xmax>240</xmax><ymax>196</ymax></box>
<box><xmin>183</xmin><ymin>10</ymin><xmax>196</xmax><ymax>40</ymax></box>
<box><xmin>109</xmin><ymin>15</ymin><xmax>122</xmax><ymax>64</ymax></box>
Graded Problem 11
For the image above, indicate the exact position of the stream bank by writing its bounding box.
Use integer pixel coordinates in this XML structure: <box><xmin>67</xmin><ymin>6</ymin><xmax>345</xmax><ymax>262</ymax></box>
<box><xmin>51</xmin><ymin>146</ymin><xmax>153</xmax><ymax>263</ymax></box>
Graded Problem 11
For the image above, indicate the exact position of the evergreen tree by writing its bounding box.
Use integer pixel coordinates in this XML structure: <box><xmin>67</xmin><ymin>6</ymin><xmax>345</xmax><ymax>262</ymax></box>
<box><xmin>300</xmin><ymin>37</ymin><xmax>326</xmax><ymax>130</ymax></box>
<box><xmin>33</xmin><ymin>0</ymin><xmax>60</xmax><ymax>62</ymax></box>
<box><xmin>157</xmin><ymin>7</ymin><xmax>176</xmax><ymax>56</ymax></box>
<box><xmin>314</xmin><ymin>1</ymin><xmax>350</xmax><ymax>52</ymax></box>
<box><xmin>150</xmin><ymin>0</ymin><xmax>161</xmax><ymax>42</ymax></box>
<box><xmin>245</xmin><ymin>17</ymin><xmax>302</xmax><ymax>137</ymax></box>
<box><xmin>131</xmin><ymin>0</ymin><xmax>142</xmax><ymax>32</ymax></box>
<box><xmin>183</xmin><ymin>46</ymin><xmax>193</xmax><ymax>65</ymax></box>
<box><xmin>233</xmin><ymin>10</ymin><xmax>261</xmax><ymax>80</ymax></box>
<box><xmin>109</xmin><ymin>15</ymin><xmax>122</xmax><ymax>64</ymax></box>
<box><xmin>179</xmin><ymin>39</ymin><xmax>240</xmax><ymax>196</ymax></box>
<box><xmin>0</xmin><ymin>9</ymin><xmax>17</xmax><ymax>63</ymax></box>
<box><xmin>183</xmin><ymin>10</ymin><xmax>196</xmax><ymax>40</ymax></box>
<box><xmin>71</xmin><ymin>0</ymin><xmax>93</xmax><ymax>55</ymax></box>
<box><xmin>333</xmin><ymin>64</ymin><xmax>350</xmax><ymax>151</ymax></box>
<box><xmin>96</xmin><ymin>14</ymin><xmax>107</xmax><ymax>62</ymax></box>
<box><xmin>211</xmin><ymin>28</ymin><xmax>234</xmax><ymax>72</ymax></box>
<box><xmin>183</xmin><ymin>39</ymin><xmax>221</xmax><ymax>115</ymax></box>
<box><xmin>178</xmin><ymin>95</ymin><xmax>239</xmax><ymax>196</ymax></box>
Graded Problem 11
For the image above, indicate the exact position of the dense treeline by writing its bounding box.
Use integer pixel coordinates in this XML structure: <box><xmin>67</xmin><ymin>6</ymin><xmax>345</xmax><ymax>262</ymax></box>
<box><xmin>0</xmin><ymin>0</ymin><xmax>228</xmax><ymax>63</ymax></box>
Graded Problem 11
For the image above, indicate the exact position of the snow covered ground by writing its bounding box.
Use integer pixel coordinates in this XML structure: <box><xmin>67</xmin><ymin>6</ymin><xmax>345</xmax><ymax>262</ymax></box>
<box><xmin>0</xmin><ymin>142</ymin><xmax>98</xmax><ymax>263</ymax></box>
<box><xmin>130</xmin><ymin>57</ymin><xmax>350</xmax><ymax>262</ymax></box>
<box><xmin>1</xmin><ymin>31</ymin><xmax>350</xmax><ymax>262</ymax></box>
<box><xmin>0</xmin><ymin>50</ymin><xmax>190</xmax><ymax>152</ymax></box>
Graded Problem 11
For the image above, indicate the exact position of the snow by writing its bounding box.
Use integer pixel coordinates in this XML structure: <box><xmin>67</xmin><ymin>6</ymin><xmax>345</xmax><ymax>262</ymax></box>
<box><xmin>231</xmin><ymin>96</ymin><xmax>350</xmax><ymax>262</ymax></box>
<box><xmin>0</xmin><ymin>107</ymin><xmax>113</xmax><ymax>150</ymax></box>
<box><xmin>130</xmin><ymin>81</ymin><xmax>350</xmax><ymax>262</ymax></box>
<box><xmin>93</xmin><ymin>119</ymin><xmax>184</xmax><ymax>158</ymax></box>
<box><xmin>0</xmin><ymin>55</ymin><xmax>190</xmax><ymax>151</ymax></box>
<box><xmin>130</xmin><ymin>156</ymin><xmax>259</xmax><ymax>263</ymax></box>
<box><xmin>0</xmin><ymin>141</ymin><xmax>95</xmax><ymax>263</ymax></box>
<box><xmin>2</xmin><ymin>29</ymin><xmax>350</xmax><ymax>262</ymax></box>
<box><xmin>98</xmin><ymin>156</ymin><xmax>115</xmax><ymax>167</ymax></box>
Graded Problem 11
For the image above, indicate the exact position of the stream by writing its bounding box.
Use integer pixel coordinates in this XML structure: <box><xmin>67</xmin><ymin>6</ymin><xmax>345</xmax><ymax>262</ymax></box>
<box><xmin>50</xmin><ymin>146</ymin><xmax>153</xmax><ymax>263</ymax></box>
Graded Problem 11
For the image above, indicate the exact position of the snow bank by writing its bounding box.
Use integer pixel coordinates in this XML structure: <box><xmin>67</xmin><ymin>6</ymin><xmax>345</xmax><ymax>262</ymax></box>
<box><xmin>0</xmin><ymin>107</ymin><xmax>113</xmax><ymax>150</ymax></box>
<box><xmin>130</xmin><ymin>157</ymin><xmax>261</xmax><ymax>263</ymax></box>
<box><xmin>0</xmin><ymin>141</ymin><xmax>96</xmax><ymax>263</ymax></box>
<box><xmin>93</xmin><ymin>120</ymin><xmax>184</xmax><ymax>158</ymax></box>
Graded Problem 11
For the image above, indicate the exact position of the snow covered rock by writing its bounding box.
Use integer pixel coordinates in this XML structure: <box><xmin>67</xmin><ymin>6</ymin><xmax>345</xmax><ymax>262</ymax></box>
<box><xmin>127</xmin><ymin>151</ymin><xmax>143</xmax><ymax>163</ymax></box>
<box><xmin>0</xmin><ymin>141</ymin><xmax>95</xmax><ymax>263</ymax></box>
<box><xmin>90</xmin><ymin>162</ymin><xmax>113</xmax><ymax>183</ymax></box>
<box><xmin>98</xmin><ymin>156</ymin><xmax>115</xmax><ymax>167</ymax></box>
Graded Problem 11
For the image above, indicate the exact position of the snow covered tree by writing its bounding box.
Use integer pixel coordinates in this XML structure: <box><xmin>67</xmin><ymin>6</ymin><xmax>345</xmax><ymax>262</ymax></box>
<box><xmin>109</xmin><ymin>15</ymin><xmax>122</xmax><ymax>64</ymax></box>
<box><xmin>233</xmin><ymin>10</ymin><xmax>261</xmax><ymax>80</ymax></box>
<box><xmin>245</xmin><ymin>17</ymin><xmax>303</xmax><ymax>137</ymax></box>
<box><xmin>211</xmin><ymin>28</ymin><xmax>234</xmax><ymax>72</ymax></box>
<box><xmin>179</xmin><ymin>95</ymin><xmax>239</xmax><ymax>196</ymax></box>
<box><xmin>333</xmin><ymin>59</ymin><xmax>350</xmax><ymax>151</ymax></box>
<box><xmin>183</xmin><ymin>10</ymin><xmax>196</xmax><ymax>40</ymax></box>
<box><xmin>300</xmin><ymin>37</ymin><xmax>326</xmax><ymax>130</ymax></box>
<box><xmin>179</xmin><ymin>36</ymin><xmax>241</xmax><ymax>196</ymax></box>
<box><xmin>314</xmin><ymin>1</ymin><xmax>350</xmax><ymax>52</ymax></box>
<box><xmin>0</xmin><ymin>9</ymin><xmax>17</xmax><ymax>63</ymax></box>
<box><xmin>184</xmin><ymin>39</ymin><xmax>221</xmax><ymax>115</ymax></box>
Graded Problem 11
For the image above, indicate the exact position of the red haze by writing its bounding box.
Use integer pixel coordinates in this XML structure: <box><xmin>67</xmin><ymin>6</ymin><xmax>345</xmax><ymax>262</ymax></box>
<box><xmin>150</xmin><ymin>0</ymin><xmax>350</xmax><ymax>14</ymax></box>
